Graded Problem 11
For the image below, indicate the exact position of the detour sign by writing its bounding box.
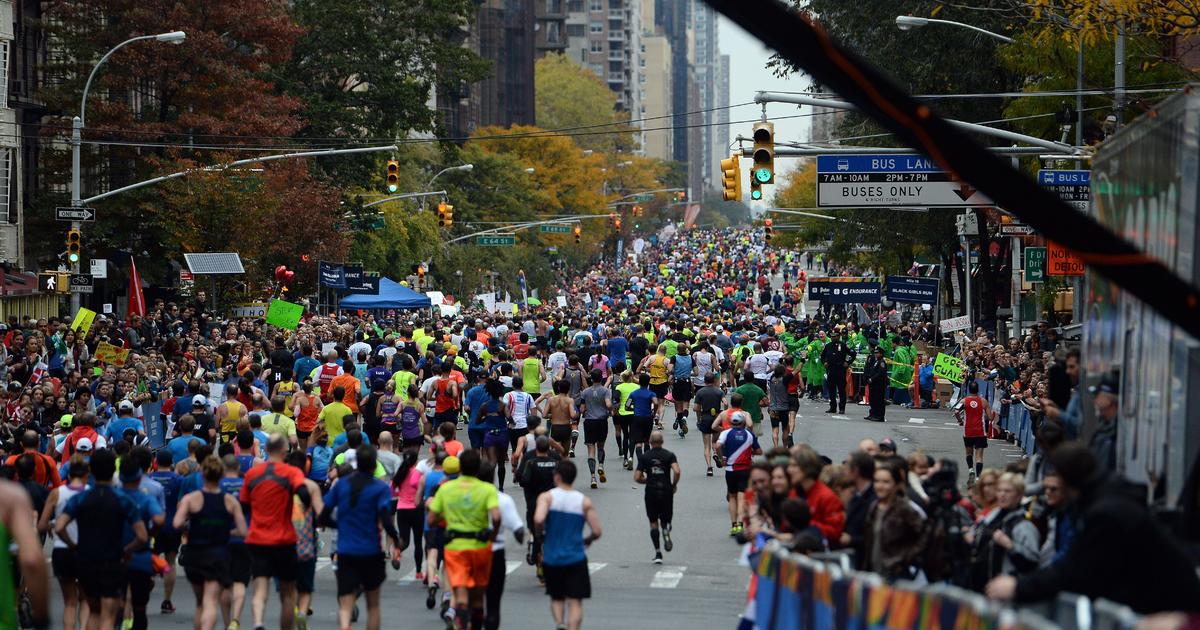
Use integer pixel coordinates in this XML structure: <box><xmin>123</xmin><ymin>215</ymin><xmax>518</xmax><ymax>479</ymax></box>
<box><xmin>1046</xmin><ymin>241</ymin><xmax>1085</xmax><ymax>276</ymax></box>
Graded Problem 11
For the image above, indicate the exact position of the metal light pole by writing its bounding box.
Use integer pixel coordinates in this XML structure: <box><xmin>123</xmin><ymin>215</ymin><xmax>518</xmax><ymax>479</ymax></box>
<box><xmin>894</xmin><ymin>16</ymin><xmax>1013</xmax><ymax>43</ymax></box>
<box><xmin>70</xmin><ymin>30</ymin><xmax>186</xmax><ymax>311</ymax></box>
<box><xmin>421</xmin><ymin>164</ymin><xmax>473</xmax><ymax>210</ymax></box>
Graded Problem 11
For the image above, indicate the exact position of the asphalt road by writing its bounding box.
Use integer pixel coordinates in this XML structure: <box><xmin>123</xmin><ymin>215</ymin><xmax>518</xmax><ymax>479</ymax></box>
<box><xmin>46</xmin><ymin>392</ymin><xmax>1015</xmax><ymax>629</ymax></box>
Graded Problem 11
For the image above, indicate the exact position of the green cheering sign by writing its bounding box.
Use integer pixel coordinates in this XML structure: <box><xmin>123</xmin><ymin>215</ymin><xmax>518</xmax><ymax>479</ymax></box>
<box><xmin>932</xmin><ymin>353</ymin><xmax>965</xmax><ymax>383</ymax></box>
<box><xmin>266</xmin><ymin>299</ymin><xmax>304</xmax><ymax>330</ymax></box>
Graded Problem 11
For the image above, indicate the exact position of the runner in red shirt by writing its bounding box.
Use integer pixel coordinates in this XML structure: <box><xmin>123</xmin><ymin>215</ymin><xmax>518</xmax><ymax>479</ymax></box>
<box><xmin>239</xmin><ymin>435</ymin><xmax>324</xmax><ymax>630</ymax></box>
<box><xmin>959</xmin><ymin>380</ymin><xmax>995</xmax><ymax>486</ymax></box>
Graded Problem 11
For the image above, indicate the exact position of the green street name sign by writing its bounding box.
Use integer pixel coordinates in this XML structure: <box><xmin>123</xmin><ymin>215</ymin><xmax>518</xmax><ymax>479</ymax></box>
<box><xmin>1024</xmin><ymin>246</ymin><xmax>1046</xmax><ymax>282</ymax></box>
<box><xmin>539</xmin><ymin>225</ymin><xmax>571</xmax><ymax>234</ymax></box>
<box><xmin>476</xmin><ymin>235</ymin><xmax>516</xmax><ymax>246</ymax></box>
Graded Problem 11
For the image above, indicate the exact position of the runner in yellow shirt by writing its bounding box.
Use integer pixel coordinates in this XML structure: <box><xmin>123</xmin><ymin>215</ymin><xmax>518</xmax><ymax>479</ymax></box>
<box><xmin>427</xmin><ymin>450</ymin><xmax>500</xmax><ymax>630</ymax></box>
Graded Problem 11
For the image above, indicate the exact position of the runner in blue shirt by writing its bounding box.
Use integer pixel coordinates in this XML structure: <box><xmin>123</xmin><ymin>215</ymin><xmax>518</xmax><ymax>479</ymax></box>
<box><xmin>319</xmin><ymin>445</ymin><xmax>402</xmax><ymax>630</ymax></box>
<box><xmin>625</xmin><ymin>374</ymin><xmax>660</xmax><ymax>461</ymax></box>
<box><xmin>604</xmin><ymin>330</ymin><xmax>628</xmax><ymax>372</ymax></box>
<box><xmin>115</xmin><ymin>458</ymin><xmax>164</xmax><ymax>630</ymax></box>
<box><xmin>219</xmin><ymin>454</ymin><xmax>251</xmax><ymax>628</ymax></box>
<box><xmin>148</xmin><ymin>449</ymin><xmax>184</xmax><ymax>614</ymax></box>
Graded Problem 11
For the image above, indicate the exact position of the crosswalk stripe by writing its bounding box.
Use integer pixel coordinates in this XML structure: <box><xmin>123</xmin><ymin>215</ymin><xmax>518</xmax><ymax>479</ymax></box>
<box><xmin>506</xmin><ymin>561</ymin><xmax>522</xmax><ymax>574</ymax></box>
<box><xmin>587</xmin><ymin>562</ymin><xmax>608</xmax><ymax>575</ymax></box>
<box><xmin>397</xmin><ymin>569</ymin><xmax>418</xmax><ymax>584</ymax></box>
<box><xmin>650</xmin><ymin>566</ymin><xmax>687</xmax><ymax>588</ymax></box>
<box><xmin>908</xmin><ymin>418</ymin><xmax>925</xmax><ymax>424</ymax></box>
<box><xmin>830</xmin><ymin>415</ymin><xmax>849</xmax><ymax>420</ymax></box>
<box><xmin>315</xmin><ymin>558</ymin><xmax>332</xmax><ymax>572</ymax></box>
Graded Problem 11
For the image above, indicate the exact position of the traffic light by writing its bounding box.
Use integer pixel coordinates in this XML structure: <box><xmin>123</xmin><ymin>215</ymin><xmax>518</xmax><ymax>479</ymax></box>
<box><xmin>608</xmin><ymin>212</ymin><xmax>616</xmax><ymax>227</ymax></box>
<box><xmin>614</xmin><ymin>216</ymin><xmax>622</xmax><ymax>230</ymax></box>
<box><xmin>386</xmin><ymin>160</ymin><xmax>400</xmax><ymax>193</ymax></box>
<box><xmin>751</xmin><ymin>121</ymin><xmax>775</xmax><ymax>186</ymax></box>
<box><xmin>66</xmin><ymin>229</ymin><xmax>81</xmax><ymax>264</ymax></box>
<box><xmin>631</xmin><ymin>205</ymin><xmax>641</xmax><ymax>217</ymax></box>
<box><xmin>750</xmin><ymin>180</ymin><xmax>763</xmax><ymax>201</ymax></box>
<box><xmin>417</xmin><ymin>264</ymin><xmax>426</xmax><ymax>279</ymax></box>
<box><xmin>675</xmin><ymin>191</ymin><xmax>686</xmax><ymax>202</ymax></box>
<box><xmin>764</xmin><ymin>218</ymin><xmax>773</xmax><ymax>243</ymax></box>
<box><xmin>573</xmin><ymin>225</ymin><xmax>582</xmax><ymax>244</ymax></box>
<box><xmin>721</xmin><ymin>154</ymin><xmax>741</xmax><ymax>202</ymax></box>
<box><xmin>437</xmin><ymin>201</ymin><xmax>453</xmax><ymax>227</ymax></box>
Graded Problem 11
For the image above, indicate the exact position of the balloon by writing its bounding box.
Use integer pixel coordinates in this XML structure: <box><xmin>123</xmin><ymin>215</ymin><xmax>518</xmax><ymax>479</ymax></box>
<box><xmin>283</xmin><ymin>270</ymin><xmax>295</xmax><ymax>284</ymax></box>
<box><xmin>274</xmin><ymin>265</ymin><xmax>287</xmax><ymax>282</ymax></box>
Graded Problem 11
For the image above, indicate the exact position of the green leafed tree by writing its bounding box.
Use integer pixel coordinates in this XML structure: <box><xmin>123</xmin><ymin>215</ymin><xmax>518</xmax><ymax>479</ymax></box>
<box><xmin>535</xmin><ymin>53</ymin><xmax>634</xmax><ymax>152</ymax></box>
<box><xmin>280</xmin><ymin>0</ymin><xmax>490</xmax><ymax>188</ymax></box>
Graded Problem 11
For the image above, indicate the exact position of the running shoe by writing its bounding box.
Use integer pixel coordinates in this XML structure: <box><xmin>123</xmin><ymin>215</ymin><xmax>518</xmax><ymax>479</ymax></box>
<box><xmin>415</xmin><ymin>571</ymin><xmax>426</xmax><ymax>581</ymax></box>
<box><xmin>227</xmin><ymin>622</ymin><xmax>240</xmax><ymax>630</ymax></box>
<box><xmin>526</xmin><ymin>541</ymin><xmax>536</xmax><ymax>566</ymax></box>
<box><xmin>425</xmin><ymin>584</ymin><xmax>438</xmax><ymax>610</ymax></box>
<box><xmin>598</xmin><ymin>467</ymin><xmax>607</xmax><ymax>483</ymax></box>
<box><xmin>672</xmin><ymin>419</ymin><xmax>679</xmax><ymax>431</ymax></box>
<box><xmin>537</xmin><ymin>564</ymin><xmax>545</xmax><ymax>585</ymax></box>
<box><xmin>391</xmin><ymin>557</ymin><xmax>401</xmax><ymax>570</ymax></box>
<box><xmin>706</xmin><ymin>466</ymin><xmax>713</xmax><ymax>477</ymax></box>
<box><xmin>352</xmin><ymin>604</ymin><xmax>359</xmax><ymax>623</ymax></box>
<box><xmin>121</xmin><ymin>619</ymin><xmax>133</xmax><ymax>630</ymax></box>
<box><xmin>653</xmin><ymin>552</ymin><xmax>663</xmax><ymax>564</ymax></box>
<box><xmin>590</xmin><ymin>476</ymin><xmax>598</xmax><ymax>489</ymax></box>
<box><xmin>568</xmin><ymin>449</ymin><xmax>575</xmax><ymax>458</ymax></box>
<box><xmin>681</xmin><ymin>422</ymin><xmax>688</xmax><ymax>436</ymax></box>
<box><xmin>663</xmin><ymin>529</ymin><xmax>673</xmax><ymax>552</ymax></box>
<box><xmin>295</xmin><ymin>612</ymin><xmax>307</xmax><ymax>630</ymax></box>
<box><xmin>161</xmin><ymin>600</ymin><xmax>176</xmax><ymax>615</ymax></box>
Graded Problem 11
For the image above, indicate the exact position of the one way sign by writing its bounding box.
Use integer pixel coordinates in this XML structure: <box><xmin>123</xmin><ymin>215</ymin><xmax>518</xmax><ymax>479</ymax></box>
<box><xmin>55</xmin><ymin>207</ymin><xmax>96</xmax><ymax>222</ymax></box>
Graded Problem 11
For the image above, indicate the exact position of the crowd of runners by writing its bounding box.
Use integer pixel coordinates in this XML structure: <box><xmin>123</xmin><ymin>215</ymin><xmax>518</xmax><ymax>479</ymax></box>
<box><xmin>0</xmin><ymin>226</ymin><xmax>1195</xmax><ymax>630</ymax></box>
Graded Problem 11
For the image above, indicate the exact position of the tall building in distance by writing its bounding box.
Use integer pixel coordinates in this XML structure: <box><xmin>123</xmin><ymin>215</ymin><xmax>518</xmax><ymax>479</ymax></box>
<box><xmin>691</xmin><ymin>2</ymin><xmax>720</xmax><ymax>192</ymax></box>
<box><xmin>714</xmin><ymin>53</ymin><xmax>730</xmax><ymax>186</ymax></box>
<box><xmin>563</xmin><ymin>0</ymin><xmax>643</xmax><ymax>116</ymax></box>
<box><xmin>639</xmin><ymin>0</ymin><xmax>672</xmax><ymax>161</ymax></box>
<box><xmin>438</xmin><ymin>0</ymin><xmax>537</xmax><ymax>139</ymax></box>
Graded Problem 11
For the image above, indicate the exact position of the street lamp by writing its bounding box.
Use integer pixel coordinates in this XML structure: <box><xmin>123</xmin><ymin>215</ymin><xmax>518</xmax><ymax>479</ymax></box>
<box><xmin>894</xmin><ymin>15</ymin><xmax>1013</xmax><ymax>43</ymax></box>
<box><xmin>422</xmin><ymin>164</ymin><xmax>473</xmax><ymax>210</ymax></box>
<box><xmin>524</xmin><ymin>167</ymin><xmax>536</xmax><ymax>174</ymax></box>
<box><xmin>70</xmin><ymin>29</ymin><xmax>186</xmax><ymax>310</ymax></box>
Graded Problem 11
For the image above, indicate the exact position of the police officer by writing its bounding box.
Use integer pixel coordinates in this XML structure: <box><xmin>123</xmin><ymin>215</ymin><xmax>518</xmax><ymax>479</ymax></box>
<box><xmin>820</xmin><ymin>329</ymin><xmax>854</xmax><ymax>414</ymax></box>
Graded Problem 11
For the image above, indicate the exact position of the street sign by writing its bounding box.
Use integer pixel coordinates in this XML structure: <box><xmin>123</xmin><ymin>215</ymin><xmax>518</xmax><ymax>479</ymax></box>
<box><xmin>1000</xmin><ymin>223</ymin><xmax>1035</xmax><ymax>236</ymax></box>
<box><xmin>539</xmin><ymin>225</ymin><xmax>572</xmax><ymax>234</ymax></box>
<box><xmin>89</xmin><ymin>259</ymin><xmax>107</xmax><ymax>278</ymax></box>
<box><xmin>55</xmin><ymin>206</ymin><xmax>96</xmax><ymax>222</ymax></box>
<box><xmin>1024</xmin><ymin>247</ymin><xmax>1046</xmax><ymax>282</ymax></box>
<box><xmin>815</xmin><ymin>154</ymin><xmax>994</xmax><ymax>207</ymax></box>
<box><xmin>1038</xmin><ymin>169</ymin><xmax>1090</xmax><ymax>212</ymax></box>
<box><xmin>1047</xmin><ymin>241</ymin><xmax>1085</xmax><ymax>276</ymax></box>
<box><xmin>69</xmin><ymin>274</ymin><xmax>94</xmax><ymax>293</ymax></box>
<box><xmin>476</xmin><ymin>235</ymin><xmax>516</xmax><ymax>246</ymax></box>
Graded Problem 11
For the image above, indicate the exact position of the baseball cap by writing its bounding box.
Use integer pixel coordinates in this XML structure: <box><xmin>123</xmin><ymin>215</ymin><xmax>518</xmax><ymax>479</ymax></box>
<box><xmin>58</xmin><ymin>414</ymin><xmax>73</xmax><ymax>429</ymax></box>
<box><xmin>192</xmin><ymin>395</ymin><xmax>208</xmax><ymax>407</ymax></box>
<box><xmin>118</xmin><ymin>400</ymin><xmax>135</xmax><ymax>412</ymax></box>
<box><xmin>443</xmin><ymin>456</ymin><xmax>461</xmax><ymax>474</ymax></box>
<box><xmin>730</xmin><ymin>412</ymin><xmax>747</xmax><ymax>426</ymax></box>
<box><xmin>76</xmin><ymin>437</ymin><xmax>94</xmax><ymax>452</ymax></box>
<box><xmin>1089</xmin><ymin>373</ymin><xmax>1119</xmax><ymax>395</ymax></box>
<box><xmin>879</xmin><ymin>437</ymin><xmax>897</xmax><ymax>453</ymax></box>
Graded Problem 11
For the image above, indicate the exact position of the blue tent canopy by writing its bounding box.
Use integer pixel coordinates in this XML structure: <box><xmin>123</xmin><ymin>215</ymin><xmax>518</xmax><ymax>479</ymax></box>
<box><xmin>338</xmin><ymin>277</ymin><xmax>432</xmax><ymax>310</ymax></box>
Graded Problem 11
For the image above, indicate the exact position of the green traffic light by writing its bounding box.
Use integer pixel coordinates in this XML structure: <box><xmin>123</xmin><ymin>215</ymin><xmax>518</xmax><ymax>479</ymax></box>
<box><xmin>387</xmin><ymin>184</ymin><xmax>398</xmax><ymax>193</ymax></box>
<box><xmin>754</xmin><ymin>168</ymin><xmax>771</xmax><ymax>183</ymax></box>
<box><xmin>751</xmin><ymin>189</ymin><xmax>763</xmax><ymax>200</ymax></box>
<box><xmin>68</xmin><ymin>253</ymin><xmax>79</xmax><ymax>263</ymax></box>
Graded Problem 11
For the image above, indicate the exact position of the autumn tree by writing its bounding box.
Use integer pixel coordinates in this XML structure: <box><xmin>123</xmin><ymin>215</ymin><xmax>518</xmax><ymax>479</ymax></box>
<box><xmin>35</xmin><ymin>0</ymin><xmax>316</xmax><ymax>278</ymax></box>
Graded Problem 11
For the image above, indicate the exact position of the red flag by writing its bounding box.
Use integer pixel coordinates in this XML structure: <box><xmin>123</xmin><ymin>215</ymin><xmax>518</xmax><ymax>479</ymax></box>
<box><xmin>127</xmin><ymin>256</ymin><xmax>146</xmax><ymax>320</ymax></box>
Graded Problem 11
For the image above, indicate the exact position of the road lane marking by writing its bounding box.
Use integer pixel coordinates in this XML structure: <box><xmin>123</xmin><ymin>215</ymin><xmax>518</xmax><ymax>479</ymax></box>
<box><xmin>908</xmin><ymin>418</ymin><xmax>926</xmax><ymax>424</ymax></box>
<box><xmin>831</xmin><ymin>415</ymin><xmax>849</xmax><ymax>420</ymax></box>
<box><xmin>506</xmin><ymin>560</ymin><xmax>522</xmax><ymax>574</ymax></box>
<box><xmin>650</xmin><ymin>566</ymin><xmax>687</xmax><ymax>588</ymax></box>
<box><xmin>588</xmin><ymin>562</ymin><xmax>608</xmax><ymax>574</ymax></box>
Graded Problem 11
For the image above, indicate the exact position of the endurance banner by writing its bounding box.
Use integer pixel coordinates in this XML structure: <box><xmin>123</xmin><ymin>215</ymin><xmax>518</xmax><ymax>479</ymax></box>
<box><xmin>807</xmin><ymin>277</ymin><xmax>881</xmax><ymax>304</ymax></box>
<box><xmin>318</xmin><ymin>261</ymin><xmax>346</xmax><ymax>289</ymax></box>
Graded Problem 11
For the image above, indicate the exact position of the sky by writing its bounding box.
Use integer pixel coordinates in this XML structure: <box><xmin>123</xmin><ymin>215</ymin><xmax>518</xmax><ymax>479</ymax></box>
<box><xmin>718</xmin><ymin>15</ymin><xmax>812</xmax><ymax>193</ymax></box>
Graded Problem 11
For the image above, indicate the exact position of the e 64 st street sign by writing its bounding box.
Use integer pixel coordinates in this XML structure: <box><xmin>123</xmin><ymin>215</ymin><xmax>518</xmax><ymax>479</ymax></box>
<box><xmin>475</xmin><ymin>235</ymin><xmax>516</xmax><ymax>246</ymax></box>
<box><xmin>55</xmin><ymin>206</ymin><xmax>96</xmax><ymax>222</ymax></box>
<box><xmin>539</xmin><ymin>225</ymin><xmax>572</xmax><ymax>234</ymax></box>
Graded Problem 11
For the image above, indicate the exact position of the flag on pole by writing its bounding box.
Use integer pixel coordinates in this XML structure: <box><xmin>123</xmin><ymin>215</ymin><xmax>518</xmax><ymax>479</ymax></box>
<box><xmin>127</xmin><ymin>256</ymin><xmax>146</xmax><ymax>320</ymax></box>
<box><xmin>29</xmin><ymin>360</ymin><xmax>48</xmax><ymax>385</ymax></box>
<box><xmin>518</xmin><ymin>269</ymin><xmax>529</xmax><ymax>309</ymax></box>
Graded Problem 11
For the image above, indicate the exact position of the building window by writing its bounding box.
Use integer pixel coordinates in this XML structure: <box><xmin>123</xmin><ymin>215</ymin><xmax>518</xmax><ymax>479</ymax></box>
<box><xmin>567</xmin><ymin>24</ymin><xmax>585</xmax><ymax>37</ymax></box>
<box><xmin>545</xmin><ymin>22</ymin><xmax>562</xmax><ymax>44</ymax></box>
<box><xmin>0</xmin><ymin>43</ymin><xmax>9</xmax><ymax>109</ymax></box>
<box><xmin>589</xmin><ymin>21</ymin><xmax>603</xmax><ymax>33</ymax></box>
<box><xmin>546</xmin><ymin>0</ymin><xmax>563</xmax><ymax>13</ymax></box>
<box><xmin>568</xmin><ymin>0</ymin><xmax>584</xmax><ymax>10</ymax></box>
<box><xmin>590</xmin><ymin>40</ymin><xmax>603</xmax><ymax>53</ymax></box>
<box><xmin>0</xmin><ymin>149</ymin><xmax>11</xmax><ymax>223</ymax></box>
<box><xmin>590</xmin><ymin>0</ymin><xmax>602</xmax><ymax>11</ymax></box>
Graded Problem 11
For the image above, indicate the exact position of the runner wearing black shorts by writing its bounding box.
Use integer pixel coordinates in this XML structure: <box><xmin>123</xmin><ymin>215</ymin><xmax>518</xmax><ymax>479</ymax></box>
<box><xmin>634</xmin><ymin>432</ymin><xmax>680</xmax><ymax>564</ymax></box>
<box><xmin>692</xmin><ymin>373</ymin><xmax>726</xmax><ymax>476</ymax></box>
<box><xmin>579</xmin><ymin>371</ymin><xmax>612</xmax><ymax>489</ymax></box>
